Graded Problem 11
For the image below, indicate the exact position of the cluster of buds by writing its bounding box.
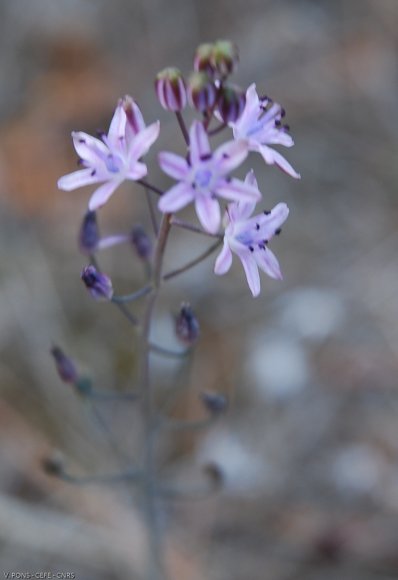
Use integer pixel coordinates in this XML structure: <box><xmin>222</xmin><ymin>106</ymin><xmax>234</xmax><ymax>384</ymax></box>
<box><xmin>155</xmin><ymin>40</ymin><xmax>245</xmax><ymax>123</ymax></box>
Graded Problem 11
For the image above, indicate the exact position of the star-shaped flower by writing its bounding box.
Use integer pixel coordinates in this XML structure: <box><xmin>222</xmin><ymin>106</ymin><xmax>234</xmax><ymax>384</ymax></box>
<box><xmin>214</xmin><ymin>171</ymin><xmax>289</xmax><ymax>297</ymax></box>
<box><xmin>158</xmin><ymin>121</ymin><xmax>261</xmax><ymax>234</ymax></box>
<box><xmin>230</xmin><ymin>84</ymin><xmax>300</xmax><ymax>179</ymax></box>
<box><xmin>58</xmin><ymin>96</ymin><xmax>160</xmax><ymax>210</ymax></box>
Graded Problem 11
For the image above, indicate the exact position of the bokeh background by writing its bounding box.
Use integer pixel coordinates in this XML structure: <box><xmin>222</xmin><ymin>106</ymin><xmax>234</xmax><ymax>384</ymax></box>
<box><xmin>0</xmin><ymin>0</ymin><xmax>398</xmax><ymax>578</ymax></box>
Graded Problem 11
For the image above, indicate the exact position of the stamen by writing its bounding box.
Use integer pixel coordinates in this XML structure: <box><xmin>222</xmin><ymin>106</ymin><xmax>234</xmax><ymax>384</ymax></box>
<box><xmin>200</xmin><ymin>153</ymin><xmax>212</xmax><ymax>162</ymax></box>
<box><xmin>249</xmin><ymin>246</ymin><xmax>254</xmax><ymax>252</ymax></box>
<box><xmin>275</xmin><ymin>228</ymin><xmax>281</xmax><ymax>235</ymax></box>
<box><xmin>264</xmin><ymin>210</ymin><xmax>271</xmax><ymax>215</ymax></box>
<box><xmin>255</xmin><ymin>223</ymin><xmax>260</xmax><ymax>231</ymax></box>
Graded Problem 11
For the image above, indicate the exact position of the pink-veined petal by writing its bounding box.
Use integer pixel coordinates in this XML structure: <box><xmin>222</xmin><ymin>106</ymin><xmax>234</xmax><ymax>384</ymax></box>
<box><xmin>88</xmin><ymin>180</ymin><xmax>122</xmax><ymax>210</ymax></box>
<box><xmin>215</xmin><ymin>178</ymin><xmax>261</xmax><ymax>203</ymax></box>
<box><xmin>158</xmin><ymin>152</ymin><xmax>189</xmax><ymax>180</ymax></box>
<box><xmin>127</xmin><ymin>161</ymin><xmax>147</xmax><ymax>180</ymax></box>
<box><xmin>255</xmin><ymin>247</ymin><xmax>283</xmax><ymax>280</ymax></box>
<box><xmin>57</xmin><ymin>168</ymin><xmax>103</xmax><ymax>191</ymax></box>
<box><xmin>258</xmin><ymin>145</ymin><xmax>300</xmax><ymax>179</ymax></box>
<box><xmin>214</xmin><ymin>139</ymin><xmax>249</xmax><ymax>174</ymax></box>
<box><xmin>107</xmin><ymin>101</ymin><xmax>127</xmax><ymax>149</ymax></box>
<box><xmin>72</xmin><ymin>132</ymin><xmax>109</xmax><ymax>164</ymax></box>
<box><xmin>129</xmin><ymin>121</ymin><xmax>160</xmax><ymax>161</ymax></box>
<box><xmin>238</xmin><ymin>252</ymin><xmax>261</xmax><ymax>297</ymax></box>
<box><xmin>189</xmin><ymin>121</ymin><xmax>211</xmax><ymax>165</ymax></box>
<box><xmin>158</xmin><ymin>182</ymin><xmax>195</xmax><ymax>213</ymax></box>
<box><xmin>214</xmin><ymin>240</ymin><xmax>233</xmax><ymax>275</ymax></box>
<box><xmin>195</xmin><ymin>195</ymin><xmax>221</xmax><ymax>234</ymax></box>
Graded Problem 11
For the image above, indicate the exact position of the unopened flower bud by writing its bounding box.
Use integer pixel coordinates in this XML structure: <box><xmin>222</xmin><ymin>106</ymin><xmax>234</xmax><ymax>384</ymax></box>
<box><xmin>212</xmin><ymin>40</ymin><xmax>239</xmax><ymax>76</ymax></box>
<box><xmin>200</xmin><ymin>391</ymin><xmax>228</xmax><ymax>414</ymax></box>
<box><xmin>188</xmin><ymin>72</ymin><xmax>218</xmax><ymax>112</ymax></box>
<box><xmin>121</xmin><ymin>95</ymin><xmax>145</xmax><ymax>135</ymax></box>
<box><xmin>81</xmin><ymin>265</ymin><xmax>113</xmax><ymax>301</ymax></box>
<box><xmin>51</xmin><ymin>346</ymin><xmax>79</xmax><ymax>384</ymax></box>
<box><xmin>79</xmin><ymin>210</ymin><xmax>99</xmax><ymax>254</ymax></box>
<box><xmin>155</xmin><ymin>68</ymin><xmax>187</xmax><ymax>112</ymax></box>
<box><xmin>131</xmin><ymin>224</ymin><xmax>152</xmax><ymax>260</ymax></box>
<box><xmin>175</xmin><ymin>303</ymin><xmax>200</xmax><ymax>345</ymax></box>
<box><xmin>194</xmin><ymin>43</ymin><xmax>215</xmax><ymax>75</ymax></box>
<box><xmin>217</xmin><ymin>85</ymin><xmax>245</xmax><ymax>123</ymax></box>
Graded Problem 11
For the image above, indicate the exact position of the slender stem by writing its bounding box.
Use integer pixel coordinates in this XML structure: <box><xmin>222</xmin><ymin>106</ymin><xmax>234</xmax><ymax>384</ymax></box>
<box><xmin>175</xmin><ymin>111</ymin><xmax>189</xmax><ymax>145</ymax></box>
<box><xmin>163</xmin><ymin>239</ymin><xmax>222</xmax><ymax>281</ymax></box>
<box><xmin>114</xmin><ymin>302</ymin><xmax>140</xmax><ymax>327</ymax></box>
<box><xmin>170</xmin><ymin>217</ymin><xmax>222</xmax><ymax>238</ymax></box>
<box><xmin>145</xmin><ymin>188</ymin><xmax>159</xmax><ymax>235</ymax></box>
<box><xmin>140</xmin><ymin>213</ymin><xmax>172</xmax><ymax>580</ymax></box>
<box><xmin>149</xmin><ymin>342</ymin><xmax>190</xmax><ymax>358</ymax></box>
<box><xmin>89</xmin><ymin>389</ymin><xmax>139</xmax><ymax>402</ymax></box>
<box><xmin>112</xmin><ymin>284</ymin><xmax>153</xmax><ymax>304</ymax></box>
<box><xmin>138</xmin><ymin>179</ymin><xmax>164</xmax><ymax>197</ymax></box>
<box><xmin>208</xmin><ymin>122</ymin><xmax>227</xmax><ymax>136</ymax></box>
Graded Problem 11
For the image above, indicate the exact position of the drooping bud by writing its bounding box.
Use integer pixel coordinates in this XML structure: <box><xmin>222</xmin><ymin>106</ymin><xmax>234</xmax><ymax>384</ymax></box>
<box><xmin>200</xmin><ymin>391</ymin><xmax>228</xmax><ymax>415</ymax></box>
<box><xmin>187</xmin><ymin>72</ymin><xmax>218</xmax><ymax>112</ymax></box>
<box><xmin>79</xmin><ymin>210</ymin><xmax>100</xmax><ymax>254</ymax></box>
<box><xmin>51</xmin><ymin>346</ymin><xmax>79</xmax><ymax>384</ymax></box>
<box><xmin>131</xmin><ymin>224</ymin><xmax>152</xmax><ymax>261</ymax></box>
<box><xmin>217</xmin><ymin>84</ymin><xmax>246</xmax><ymax>123</ymax></box>
<box><xmin>81</xmin><ymin>265</ymin><xmax>113</xmax><ymax>301</ymax></box>
<box><xmin>175</xmin><ymin>303</ymin><xmax>200</xmax><ymax>346</ymax></box>
<box><xmin>155</xmin><ymin>68</ymin><xmax>187</xmax><ymax>112</ymax></box>
<box><xmin>194</xmin><ymin>43</ymin><xmax>215</xmax><ymax>75</ymax></box>
<box><xmin>212</xmin><ymin>40</ymin><xmax>239</xmax><ymax>76</ymax></box>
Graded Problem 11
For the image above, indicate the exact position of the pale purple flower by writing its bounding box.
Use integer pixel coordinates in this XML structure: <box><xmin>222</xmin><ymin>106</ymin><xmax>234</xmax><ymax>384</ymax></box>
<box><xmin>214</xmin><ymin>171</ymin><xmax>289</xmax><ymax>297</ymax></box>
<box><xmin>158</xmin><ymin>121</ymin><xmax>260</xmax><ymax>234</ymax></box>
<box><xmin>230</xmin><ymin>84</ymin><xmax>300</xmax><ymax>179</ymax></box>
<box><xmin>58</xmin><ymin>96</ymin><xmax>160</xmax><ymax>210</ymax></box>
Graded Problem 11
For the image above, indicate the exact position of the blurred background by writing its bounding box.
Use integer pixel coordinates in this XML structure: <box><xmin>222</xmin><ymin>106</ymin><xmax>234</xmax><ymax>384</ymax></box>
<box><xmin>0</xmin><ymin>0</ymin><xmax>398</xmax><ymax>578</ymax></box>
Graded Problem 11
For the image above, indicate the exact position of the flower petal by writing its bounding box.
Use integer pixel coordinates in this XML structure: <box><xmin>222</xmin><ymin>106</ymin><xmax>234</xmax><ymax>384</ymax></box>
<box><xmin>214</xmin><ymin>139</ymin><xmax>249</xmax><ymax>174</ymax></box>
<box><xmin>255</xmin><ymin>247</ymin><xmax>283</xmax><ymax>280</ymax></box>
<box><xmin>258</xmin><ymin>145</ymin><xmax>300</xmax><ymax>179</ymax></box>
<box><xmin>232</xmin><ymin>83</ymin><xmax>260</xmax><ymax>136</ymax></box>
<box><xmin>72</xmin><ymin>132</ymin><xmax>109</xmax><ymax>164</ymax></box>
<box><xmin>127</xmin><ymin>161</ymin><xmax>147</xmax><ymax>180</ymax></box>
<box><xmin>248</xmin><ymin>202</ymin><xmax>289</xmax><ymax>240</ymax></box>
<box><xmin>107</xmin><ymin>101</ymin><xmax>127</xmax><ymax>149</ymax></box>
<box><xmin>215</xmin><ymin>178</ymin><xmax>261</xmax><ymax>203</ymax></box>
<box><xmin>88</xmin><ymin>180</ymin><xmax>122</xmax><ymax>210</ymax></box>
<box><xmin>58</xmin><ymin>168</ymin><xmax>103</xmax><ymax>191</ymax></box>
<box><xmin>158</xmin><ymin>152</ymin><xmax>189</xmax><ymax>180</ymax></box>
<box><xmin>158</xmin><ymin>182</ymin><xmax>195</xmax><ymax>213</ymax></box>
<box><xmin>195</xmin><ymin>195</ymin><xmax>221</xmax><ymax>234</ymax></box>
<box><xmin>214</xmin><ymin>240</ymin><xmax>233</xmax><ymax>275</ymax></box>
<box><xmin>189</xmin><ymin>121</ymin><xmax>211</xmax><ymax>165</ymax></box>
<box><xmin>238</xmin><ymin>252</ymin><xmax>261</xmax><ymax>297</ymax></box>
<box><xmin>129</xmin><ymin>121</ymin><xmax>160</xmax><ymax>161</ymax></box>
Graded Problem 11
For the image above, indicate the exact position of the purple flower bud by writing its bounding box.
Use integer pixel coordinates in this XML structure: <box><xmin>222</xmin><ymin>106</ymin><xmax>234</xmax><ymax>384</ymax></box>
<box><xmin>81</xmin><ymin>265</ymin><xmax>113</xmax><ymax>301</ymax></box>
<box><xmin>51</xmin><ymin>346</ymin><xmax>79</xmax><ymax>383</ymax></box>
<box><xmin>212</xmin><ymin>40</ymin><xmax>239</xmax><ymax>76</ymax></box>
<box><xmin>155</xmin><ymin>68</ymin><xmax>187</xmax><ymax>112</ymax></box>
<box><xmin>79</xmin><ymin>210</ymin><xmax>100</xmax><ymax>254</ymax></box>
<box><xmin>131</xmin><ymin>224</ymin><xmax>152</xmax><ymax>260</ymax></box>
<box><xmin>200</xmin><ymin>391</ymin><xmax>228</xmax><ymax>414</ymax></box>
<box><xmin>193</xmin><ymin>43</ymin><xmax>215</xmax><ymax>75</ymax></box>
<box><xmin>175</xmin><ymin>303</ymin><xmax>200</xmax><ymax>346</ymax></box>
<box><xmin>187</xmin><ymin>72</ymin><xmax>218</xmax><ymax>112</ymax></box>
<box><xmin>217</xmin><ymin>84</ymin><xmax>246</xmax><ymax>123</ymax></box>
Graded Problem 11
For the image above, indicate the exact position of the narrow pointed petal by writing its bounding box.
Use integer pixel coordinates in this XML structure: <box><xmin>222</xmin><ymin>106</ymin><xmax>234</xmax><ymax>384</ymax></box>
<box><xmin>232</xmin><ymin>83</ymin><xmax>259</xmax><ymax>134</ymax></box>
<box><xmin>127</xmin><ymin>161</ymin><xmax>147</xmax><ymax>180</ymax></box>
<box><xmin>107</xmin><ymin>102</ymin><xmax>127</xmax><ymax>149</ymax></box>
<box><xmin>72</xmin><ymin>132</ymin><xmax>109</xmax><ymax>163</ymax></box>
<box><xmin>88</xmin><ymin>180</ymin><xmax>122</xmax><ymax>210</ymax></box>
<box><xmin>249</xmin><ymin>203</ymin><xmax>289</xmax><ymax>239</ymax></box>
<box><xmin>129</xmin><ymin>121</ymin><xmax>160</xmax><ymax>161</ymax></box>
<box><xmin>189</xmin><ymin>121</ymin><xmax>211</xmax><ymax>165</ymax></box>
<box><xmin>259</xmin><ymin>145</ymin><xmax>300</xmax><ymax>179</ymax></box>
<box><xmin>195</xmin><ymin>195</ymin><xmax>221</xmax><ymax>234</ymax></box>
<box><xmin>230</xmin><ymin>170</ymin><xmax>259</xmax><ymax>219</ymax></box>
<box><xmin>216</xmin><ymin>178</ymin><xmax>261</xmax><ymax>203</ymax></box>
<box><xmin>238</xmin><ymin>253</ymin><xmax>261</xmax><ymax>297</ymax></box>
<box><xmin>255</xmin><ymin>247</ymin><xmax>283</xmax><ymax>280</ymax></box>
<box><xmin>158</xmin><ymin>183</ymin><xmax>195</xmax><ymax>213</ymax></box>
<box><xmin>214</xmin><ymin>241</ymin><xmax>233</xmax><ymax>275</ymax></box>
<box><xmin>214</xmin><ymin>139</ymin><xmax>249</xmax><ymax>174</ymax></box>
<box><xmin>58</xmin><ymin>168</ymin><xmax>103</xmax><ymax>191</ymax></box>
<box><xmin>158</xmin><ymin>152</ymin><xmax>189</xmax><ymax>180</ymax></box>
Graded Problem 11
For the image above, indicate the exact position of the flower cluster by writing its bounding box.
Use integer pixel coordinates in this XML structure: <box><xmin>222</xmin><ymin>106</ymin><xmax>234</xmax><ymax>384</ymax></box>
<box><xmin>58</xmin><ymin>40</ymin><xmax>300</xmax><ymax>297</ymax></box>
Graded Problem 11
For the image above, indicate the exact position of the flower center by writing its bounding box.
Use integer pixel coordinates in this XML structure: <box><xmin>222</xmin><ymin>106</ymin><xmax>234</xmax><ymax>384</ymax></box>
<box><xmin>105</xmin><ymin>154</ymin><xmax>122</xmax><ymax>173</ymax></box>
<box><xmin>194</xmin><ymin>168</ymin><xmax>213</xmax><ymax>189</ymax></box>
